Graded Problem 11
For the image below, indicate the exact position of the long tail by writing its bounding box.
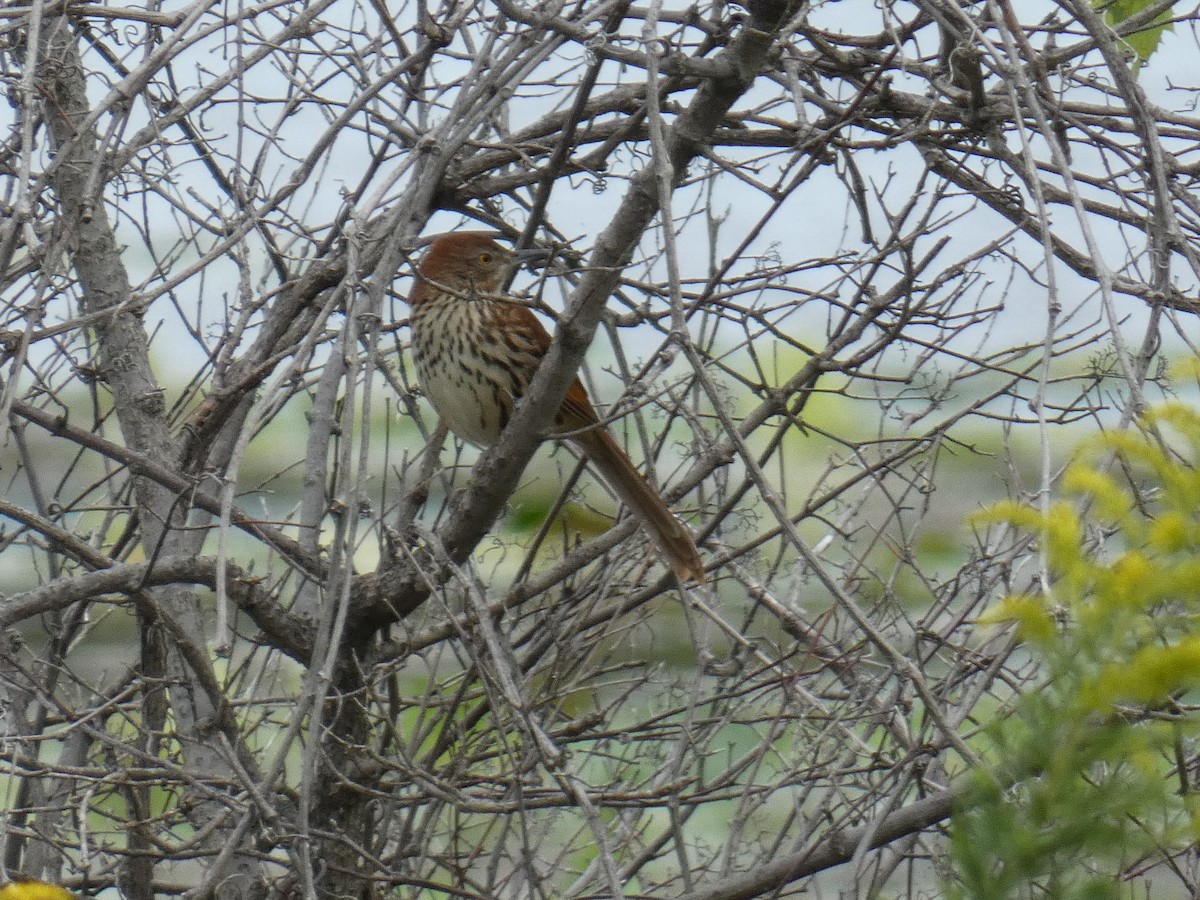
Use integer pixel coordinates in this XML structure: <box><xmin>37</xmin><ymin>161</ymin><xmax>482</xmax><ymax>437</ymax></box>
<box><xmin>574</xmin><ymin>427</ymin><xmax>705</xmax><ymax>583</ymax></box>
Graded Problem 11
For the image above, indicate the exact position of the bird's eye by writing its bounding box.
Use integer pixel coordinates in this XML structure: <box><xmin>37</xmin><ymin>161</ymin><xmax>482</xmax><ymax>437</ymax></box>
<box><xmin>479</xmin><ymin>252</ymin><xmax>493</xmax><ymax>264</ymax></box>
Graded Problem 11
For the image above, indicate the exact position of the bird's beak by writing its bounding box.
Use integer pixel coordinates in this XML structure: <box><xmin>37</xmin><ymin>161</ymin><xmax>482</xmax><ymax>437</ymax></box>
<box><xmin>514</xmin><ymin>246</ymin><xmax>554</xmax><ymax>270</ymax></box>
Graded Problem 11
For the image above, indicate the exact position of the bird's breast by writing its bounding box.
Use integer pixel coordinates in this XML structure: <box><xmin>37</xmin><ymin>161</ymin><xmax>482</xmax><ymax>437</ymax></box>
<box><xmin>410</xmin><ymin>295</ymin><xmax>544</xmax><ymax>447</ymax></box>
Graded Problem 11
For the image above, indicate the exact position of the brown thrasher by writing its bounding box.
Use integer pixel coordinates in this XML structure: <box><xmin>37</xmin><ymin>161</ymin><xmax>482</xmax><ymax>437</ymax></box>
<box><xmin>407</xmin><ymin>231</ymin><xmax>704</xmax><ymax>583</ymax></box>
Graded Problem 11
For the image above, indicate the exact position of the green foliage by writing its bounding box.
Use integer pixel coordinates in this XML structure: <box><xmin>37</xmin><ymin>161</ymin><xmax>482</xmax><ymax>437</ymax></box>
<box><xmin>1098</xmin><ymin>0</ymin><xmax>1174</xmax><ymax>63</ymax></box>
<box><xmin>950</xmin><ymin>401</ymin><xmax>1200</xmax><ymax>899</ymax></box>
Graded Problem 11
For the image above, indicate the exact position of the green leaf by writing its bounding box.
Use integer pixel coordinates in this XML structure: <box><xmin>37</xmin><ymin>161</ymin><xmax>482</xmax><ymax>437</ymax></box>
<box><xmin>1098</xmin><ymin>0</ymin><xmax>1174</xmax><ymax>63</ymax></box>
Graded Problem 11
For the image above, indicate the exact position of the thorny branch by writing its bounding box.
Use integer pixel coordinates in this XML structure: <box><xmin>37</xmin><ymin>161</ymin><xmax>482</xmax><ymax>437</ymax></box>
<box><xmin>0</xmin><ymin>0</ymin><xmax>1197</xmax><ymax>896</ymax></box>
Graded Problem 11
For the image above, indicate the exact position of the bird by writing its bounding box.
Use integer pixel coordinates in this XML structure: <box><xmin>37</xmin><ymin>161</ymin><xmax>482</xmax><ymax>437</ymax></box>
<box><xmin>406</xmin><ymin>231</ymin><xmax>705</xmax><ymax>583</ymax></box>
<box><xmin>0</xmin><ymin>879</ymin><xmax>75</xmax><ymax>900</ymax></box>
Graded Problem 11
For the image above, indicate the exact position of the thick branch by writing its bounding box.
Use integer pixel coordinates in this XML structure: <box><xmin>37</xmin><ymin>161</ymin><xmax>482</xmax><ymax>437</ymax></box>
<box><xmin>674</xmin><ymin>788</ymin><xmax>956</xmax><ymax>900</ymax></box>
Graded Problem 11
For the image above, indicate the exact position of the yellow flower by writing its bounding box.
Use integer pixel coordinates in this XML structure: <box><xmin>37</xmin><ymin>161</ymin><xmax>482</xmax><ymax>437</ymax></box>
<box><xmin>0</xmin><ymin>880</ymin><xmax>75</xmax><ymax>900</ymax></box>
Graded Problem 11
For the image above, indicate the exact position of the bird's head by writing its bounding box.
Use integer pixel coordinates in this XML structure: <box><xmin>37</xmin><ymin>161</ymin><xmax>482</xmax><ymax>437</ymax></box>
<box><xmin>417</xmin><ymin>232</ymin><xmax>515</xmax><ymax>292</ymax></box>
